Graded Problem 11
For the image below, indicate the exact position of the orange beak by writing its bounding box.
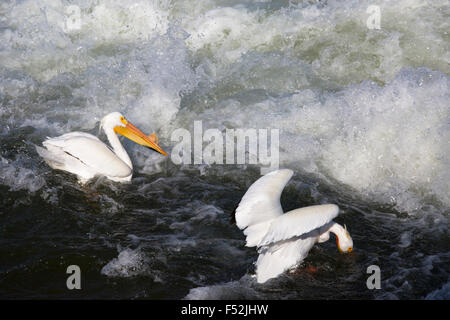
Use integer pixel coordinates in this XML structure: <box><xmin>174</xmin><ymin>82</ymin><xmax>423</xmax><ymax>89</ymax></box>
<box><xmin>114</xmin><ymin>121</ymin><xmax>167</xmax><ymax>156</ymax></box>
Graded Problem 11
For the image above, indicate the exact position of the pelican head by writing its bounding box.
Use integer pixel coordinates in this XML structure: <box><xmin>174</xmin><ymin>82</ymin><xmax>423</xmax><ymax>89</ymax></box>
<box><xmin>336</xmin><ymin>224</ymin><xmax>353</xmax><ymax>253</ymax></box>
<box><xmin>100</xmin><ymin>112</ymin><xmax>167</xmax><ymax>156</ymax></box>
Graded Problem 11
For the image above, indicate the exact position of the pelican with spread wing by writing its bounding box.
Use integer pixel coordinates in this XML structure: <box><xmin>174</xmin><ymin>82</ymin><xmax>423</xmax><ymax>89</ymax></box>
<box><xmin>234</xmin><ymin>169</ymin><xmax>353</xmax><ymax>283</ymax></box>
<box><xmin>36</xmin><ymin>112</ymin><xmax>167</xmax><ymax>183</ymax></box>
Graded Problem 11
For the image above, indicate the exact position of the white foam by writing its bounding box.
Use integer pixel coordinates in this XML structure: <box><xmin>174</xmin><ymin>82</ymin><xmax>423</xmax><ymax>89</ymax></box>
<box><xmin>181</xmin><ymin>0</ymin><xmax>449</xmax><ymax>85</ymax></box>
<box><xmin>0</xmin><ymin>0</ymin><xmax>448</xmax><ymax>216</ymax></box>
<box><xmin>0</xmin><ymin>0</ymin><xmax>197</xmax><ymax>142</ymax></box>
<box><xmin>187</xmin><ymin>68</ymin><xmax>449</xmax><ymax>214</ymax></box>
<box><xmin>169</xmin><ymin>202</ymin><xmax>223</xmax><ymax>233</ymax></box>
<box><xmin>1</xmin><ymin>0</ymin><xmax>171</xmax><ymax>82</ymax></box>
<box><xmin>101</xmin><ymin>248</ymin><xmax>149</xmax><ymax>278</ymax></box>
<box><xmin>0</xmin><ymin>157</ymin><xmax>46</xmax><ymax>193</ymax></box>
<box><xmin>95</xmin><ymin>194</ymin><xmax>124</xmax><ymax>214</ymax></box>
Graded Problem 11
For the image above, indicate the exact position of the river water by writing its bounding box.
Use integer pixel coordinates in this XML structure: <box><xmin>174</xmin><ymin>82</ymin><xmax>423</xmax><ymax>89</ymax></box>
<box><xmin>0</xmin><ymin>0</ymin><xmax>449</xmax><ymax>299</ymax></box>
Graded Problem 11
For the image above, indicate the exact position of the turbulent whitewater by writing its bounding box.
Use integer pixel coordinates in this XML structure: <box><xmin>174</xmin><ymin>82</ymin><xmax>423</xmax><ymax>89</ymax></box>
<box><xmin>0</xmin><ymin>0</ymin><xmax>448</xmax><ymax>299</ymax></box>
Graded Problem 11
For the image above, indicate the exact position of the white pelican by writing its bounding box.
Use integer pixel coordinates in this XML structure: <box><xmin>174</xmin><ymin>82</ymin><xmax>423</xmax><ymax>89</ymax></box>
<box><xmin>36</xmin><ymin>112</ymin><xmax>167</xmax><ymax>183</ymax></box>
<box><xmin>235</xmin><ymin>169</ymin><xmax>353</xmax><ymax>283</ymax></box>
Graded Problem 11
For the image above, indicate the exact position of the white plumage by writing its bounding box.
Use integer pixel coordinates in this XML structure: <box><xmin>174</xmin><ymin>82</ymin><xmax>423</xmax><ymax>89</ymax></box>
<box><xmin>36</xmin><ymin>132</ymin><xmax>132</xmax><ymax>182</ymax></box>
<box><xmin>36</xmin><ymin>112</ymin><xmax>167</xmax><ymax>183</ymax></box>
<box><xmin>235</xmin><ymin>169</ymin><xmax>353</xmax><ymax>283</ymax></box>
<box><xmin>258</xmin><ymin>204</ymin><xmax>339</xmax><ymax>247</ymax></box>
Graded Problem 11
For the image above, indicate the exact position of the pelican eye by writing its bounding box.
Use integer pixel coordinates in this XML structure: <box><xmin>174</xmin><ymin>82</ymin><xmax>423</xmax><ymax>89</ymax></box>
<box><xmin>120</xmin><ymin>116</ymin><xmax>127</xmax><ymax>124</ymax></box>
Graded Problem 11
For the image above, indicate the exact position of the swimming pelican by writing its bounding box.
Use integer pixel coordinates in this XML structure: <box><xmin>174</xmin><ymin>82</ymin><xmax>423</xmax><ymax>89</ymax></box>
<box><xmin>36</xmin><ymin>112</ymin><xmax>167</xmax><ymax>183</ymax></box>
<box><xmin>234</xmin><ymin>169</ymin><xmax>353</xmax><ymax>283</ymax></box>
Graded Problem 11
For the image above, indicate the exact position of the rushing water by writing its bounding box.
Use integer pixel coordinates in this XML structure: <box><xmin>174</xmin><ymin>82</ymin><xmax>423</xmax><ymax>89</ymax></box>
<box><xmin>0</xmin><ymin>0</ymin><xmax>449</xmax><ymax>299</ymax></box>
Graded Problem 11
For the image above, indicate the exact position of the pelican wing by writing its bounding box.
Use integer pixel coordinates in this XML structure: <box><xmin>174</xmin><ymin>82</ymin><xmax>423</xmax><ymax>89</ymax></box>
<box><xmin>235</xmin><ymin>169</ymin><xmax>293</xmax><ymax>247</ymax></box>
<box><xmin>258</xmin><ymin>204</ymin><xmax>339</xmax><ymax>247</ymax></box>
<box><xmin>235</xmin><ymin>169</ymin><xmax>293</xmax><ymax>229</ymax></box>
<box><xmin>42</xmin><ymin>132</ymin><xmax>131</xmax><ymax>178</ymax></box>
<box><xmin>255</xmin><ymin>237</ymin><xmax>317</xmax><ymax>283</ymax></box>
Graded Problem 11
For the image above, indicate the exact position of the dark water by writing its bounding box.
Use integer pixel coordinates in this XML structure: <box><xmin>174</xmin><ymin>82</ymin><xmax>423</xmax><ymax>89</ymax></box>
<box><xmin>1</xmin><ymin>160</ymin><xmax>448</xmax><ymax>299</ymax></box>
<box><xmin>0</xmin><ymin>0</ymin><xmax>449</xmax><ymax>300</ymax></box>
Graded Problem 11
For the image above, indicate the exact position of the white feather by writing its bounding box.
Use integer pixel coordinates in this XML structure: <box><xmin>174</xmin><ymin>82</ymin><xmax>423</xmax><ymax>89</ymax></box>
<box><xmin>242</xmin><ymin>221</ymin><xmax>274</xmax><ymax>247</ymax></box>
<box><xmin>258</xmin><ymin>204</ymin><xmax>339</xmax><ymax>247</ymax></box>
<box><xmin>234</xmin><ymin>169</ymin><xmax>344</xmax><ymax>283</ymax></box>
<box><xmin>235</xmin><ymin>169</ymin><xmax>293</xmax><ymax>246</ymax></box>
<box><xmin>255</xmin><ymin>237</ymin><xmax>317</xmax><ymax>283</ymax></box>
<box><xmin>38</xmin><ymin>131</ymin><xmax>131</xmax><ymax>181</ymax></box>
